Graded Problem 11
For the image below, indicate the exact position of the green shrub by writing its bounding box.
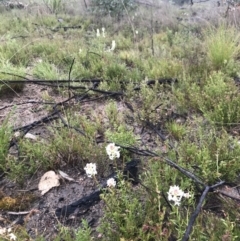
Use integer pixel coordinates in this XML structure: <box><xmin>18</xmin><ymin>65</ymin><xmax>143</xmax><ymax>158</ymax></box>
<box><xmin>98</xmin><ymin>179</ymin><xmax>145</xmax><ymax>240</ymax></box>
<box><xmin>44</xmin><ymin>0</ymin><xmax>66</xmax><ymax>14</ymax></box>
<box><xmin>7</xmin><ymin>139</ymin><xmax>52</xmax><ymax>182</ymax></box>
<box><xmin>0</xmin><ymin>116</ymin><xmax>12</xmax><ymax>171</ymax></box>
<box><xmin>0</xmin><ymin>39</ymin><xmax>32</xmax><ymax>66</ymax></box>
<box><xmin>75</xmin><ymin>220</ymin><xmax>93</xmax><ymax>241</ymax></box>
<box><xmin>199</xmin><ymin>72</ymin><xmax>240</xmax><ymax>125</ymax></box>
<box><xmin>204</xmin><ymin>24</ymin><xmax>240</xmax><ymax>70</ymax></box>
<box><xmin>105</xmin><ymin>124</ymin><xmax>137</xmax><ymax>147</ymax></box>
<box><xmin>177</xmin><ymin>120</ymin><xmax>240</xmax><ymax>183</ymax></box>
<box><xmin>33</xmin><ymin>61</ymin><xmax>62</xmax><ymax>80</ymax></box>
<box><xmin>47</xmin><ymin>116</ymin><xmax>108</xmax><ymax>175</ymax></box>
<box><xmin>91</xmin><ymin>0</ymin><xmax>137</xmax><ymax>18</ymax></box>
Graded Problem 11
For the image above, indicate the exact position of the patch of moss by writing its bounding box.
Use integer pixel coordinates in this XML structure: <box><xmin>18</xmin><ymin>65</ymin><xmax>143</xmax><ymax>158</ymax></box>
<box><xmin>0</xmin><ymin>193</ymin><xmax>36</xmax><ymax>211</ymax></box>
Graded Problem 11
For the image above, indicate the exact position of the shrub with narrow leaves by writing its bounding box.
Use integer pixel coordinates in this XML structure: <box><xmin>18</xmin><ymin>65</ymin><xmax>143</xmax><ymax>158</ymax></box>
<box><xmin>91</xmin><ymin>0</ymin><xmax>137</xmax><ymax>18</ymax></box>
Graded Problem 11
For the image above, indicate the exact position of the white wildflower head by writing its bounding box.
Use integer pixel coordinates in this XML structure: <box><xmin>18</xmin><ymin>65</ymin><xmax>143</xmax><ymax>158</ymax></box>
<box><xmin>183</xmin><ymin>192</ymin><xmax>191</xmax><ymax>199</ymax></box>
<box><xmin>167</xmin><ymin>185</ymin><xmax>184</xmax><ymax>206</ymax></box>
<box><xmin>0</xmin><ymin>228</ymin><xmax>6</xmax><ymax>235</ymax></box>
<box><xmin>110</xmin><ymin>40</ymin><xmax>116</xmax><ymax>51</ymax></box>
<box><xmin>0</xmin><ymin>228</ymin><xmax>16</xmax><ymax>240</ymax></box>
<box><xmin>102</xmin><ymin>27</ymin><xmax>105</xmax><ymax>37</ymax></box>
<box><xmin>168</xmin><ymin>185</ymin><xmax>191</xmax><ymax>206</ymax></box>
<box><xmin>107</xmin><ymin>178</ymin><xmax>116</xmax><ymax>188</ymax></box>
<box><xmin>8</xmin><ymin>233</ymin><xmax>17</xmax><ymax>241</ymax></box>
<box><xmin>84</xmin><ymin>163</ymin><xmax>97</xmax><ymax>178</ymax></box>
<box><xmin>96</xmin><ymin>28</ymin><xmax>100</xmax><ymax>37</ymax></box>
<box><xmin>106</xmin><ymin>143</ymin><xmax>120</xmax><ymax>160</ymax></box>
<box><xmin>135</xmin><ymin>30</ymin><xmax>138</xmax><ymax>35</ymax></box>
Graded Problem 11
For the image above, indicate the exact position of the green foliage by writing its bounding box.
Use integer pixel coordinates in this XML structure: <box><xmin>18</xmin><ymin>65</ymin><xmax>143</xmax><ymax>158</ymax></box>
<box><xmin>2</xmin><ymin>3</ymin><xmax>240</xmax><ymax>241</ymax></box>
<box><xmin>104</xmin><ymin>62</ymin><xmax>127</xmax><ymax>81</ymax></box>
<box><xmin>33</xmin><ymin>61</ymin><xmax>62</xmax><ymax>80</ymax></box>
<box><xmin>204</xmin><ymin>24</ymin><xmax>240</xmax><ymax>70</ymax></box>
<box><xmin>170</xmin><ymin>208</ymin><xmax>240</xmax><ymax>240</ymax></box>
<box><xmin>175</xmin><ymin>71</ymin><xmax>240</xmax><ymax>125</ymax></box>
<box><xmin>105</xmin><ymin>124</ymin><xmax>137</xmax><ymax>147</ymax></box>
<box><xmin>0</xmin><ymin>62</ymin><xmax>25</xmax><ymax>95</ymax></box>
<box><xmin>7</xmin><ymin>139</ymin><xmax>52</xmax><ymax>182</ymax></box>
<box><xmin>173</xmin><ymin>76</ymin><xmax>199</xmax><ymax>112</ymax></box>
<box><xmin>0</xmin><ymin>39</ymin><xmax>32</xmax><ymax>66</ymax></box>
<box><xmin>98</xmin><ymin>179</ymin><xmax>145</xmax><ymax>240</ymax></box>
<box><xmin>91</xmin><ymin>0</ymin><xmax>137</xmax><ymax>18</ymax></box>
<box><xmin>147</xmin><ymin>58</ymin><xmax>182</xmax><ymax>79</ymax></box>
<box><xmin>202</xmin><ymin>73</ymin><xmax>240</xmax><ymax>125</ymax></box>
<box><xmin>6</xmin><ymin>114</ymin><xmax>107</xmax><ymax>182</ymax></box>
<box><xmin>31</xmin><ymin>41</ymin><xmax>60</xmax><ymax>61</ymax></box>
<box><xmin>99</xmin><ymin>159</ymin><xmax>189</xmax><ymax>241</ymax></box>
<box><xmin>166</xmin><ymin>121</ymin><xmax>186</xmax><ymax>140</ymax></box>
<box><xmin>0</xmin><ymin>116</ymin><xmax>12</xmax><ymax>171</ymax></box>
<box><xmin>75</xmin><ymin>220</ymin><xmax>92</xmax><ymax>241</ymax></box>
<box><xmin>177</xmin><ymin>120</ymin><xmax>240</xmax><ymax>183</ymax></box>
<box><xmin>53</xmin><ymin>226</ymin><xmax>74</xmax><ymax>241</ymax></box>
<box><xmin>47</xmin><ymin>116</ymin><xmax>107</xmax><ymax>174</ymax></box>
<box><xmin>199</xmin><ymin>72</ymin><xmax>240</xmax><ymax>125</ymax></box>
<box><xmin>98</xmin><ymin>156</ymin><xmax>240</xmax><ymax>240</ymax></box>
<box><xmin>44</xmin><ymin>0</ymin><xmax>66</xmax><ymax>14</ymax></box>
<box><xmin>105</xmin><ymin>101</ymin><xmax>119</xmax><ymax>125</ymax></box>
<box><xmin>0</xmin><ymin>15</ymin><xmax>33</xmax><ymax>36</ymax></box>
<box><xmin>131</xmin><ymin>82</ymin><xmax>172</xmax><ymax>124</ymax></box>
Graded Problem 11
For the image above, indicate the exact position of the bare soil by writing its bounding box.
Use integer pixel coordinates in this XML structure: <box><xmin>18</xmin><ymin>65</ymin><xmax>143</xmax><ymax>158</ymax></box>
<box><xmin>0</xmin><ymin>84</ymin><xmax>109</xmax><ymax>240</ymax></box>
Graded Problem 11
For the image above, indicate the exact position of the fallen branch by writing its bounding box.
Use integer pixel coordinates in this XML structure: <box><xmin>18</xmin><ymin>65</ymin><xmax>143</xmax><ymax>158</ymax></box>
<box><xmin>7</xmin><ymin>211</ymin><xmax>30</xmax><ymax>215</ymax></box>
<box><xmin>182</xmin><ymin>181</ymin><xmax>224</xmax><ymax>241</ymax></box>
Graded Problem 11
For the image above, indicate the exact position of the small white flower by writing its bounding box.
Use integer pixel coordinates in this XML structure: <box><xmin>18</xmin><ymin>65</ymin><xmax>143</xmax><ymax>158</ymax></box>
<box><xmin>106</xmin><ymin>143</ymin><xmax>120</xmax><ymax>160</ymax></box>
<box><xmin>96</xmin><ymin>29</ymin><xmax>100</xmax><ymax>37</ymax></box>
<box><xmin>167</xmin><ymin>185</ymin><xmax>184</xmax><ymax>205</ymax></box>
<box><xmin>135</xmin><ymin>30</ymin><xmax>138</xmax><ymax>35</ymax></box>
<box><xmin>102</xmin><ymin>27</ymin><xmax>105</xmax><ymax>37</ymax></box>
<box><xmin>183</xmin><ymin>192</ymin><xmax>191</xmax><ymax>199</ymax></box>
<box><xmin>168</xmin><ymin>186</ymin><xmax>192</xmax><ymax>206</ymax></box>
<box><xmin>110</xmin><ymin>40</ymin><xmax>116</xmax><ymax>51</ymax></box>
<box><xmin>107</xmin><ymin>178</ymin><xmax>116</xmax><ymax>188</ymax></box>
<box><xmin>84</xmin><ymin>163</ymin><xmax>97</xmax><ymax>178</ymax></box>
<box><xmin>0</xmin><ymin>228</ymin><xmax>6</xmax><ymax>235</ymax></box>
<box><xmin>8</xmin><ymin>233</ymin><xmax>17</xmax><ymax>241</ymax></box>
<box><xmin>174</xmin><ymin>200</ymin><xmax>181</xmax><ymax>206</ymax></box>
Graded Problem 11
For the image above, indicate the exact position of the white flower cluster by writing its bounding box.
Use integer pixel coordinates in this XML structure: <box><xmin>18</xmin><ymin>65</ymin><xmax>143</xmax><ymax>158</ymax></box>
<box><xmin>167</xmin><ymin>185</ymin><xmax>191</xmax><ymax>206</ymax></box>
<box><xmin>109</xmin><ymin>40</ymin><xmax>116</xmax><ymax>51</ymax></box>
<box><xmin>106</xmin><ymin>143</ymin><xmax>120</xmax><ymax>160</ymax></box>
<box><xmin>84</xmin><ymin>144</ymin><xmax>120</xmax><ymax>190</ymax></box>
<box><xmin>95</xmin><ymin>27</ymin><xmax>116</xmax><ymax>52</ymax></box>
<box><xmin>96</xmin><ymin>27</ymin><xmax>106</xmax><ymax>38</ymax></box>
<box><xmin>107</xmin><ymin>177</ymin><xmax>116</xmax><ymax>188</ymax></box>
<box><xmin>84</xmin><ymin>163</ymin><xmax>97</xmax><ymax>178</ymax></box>
<box><xmin>0</xmin><ymin>228</ymin><xmax>16</xmax><ymax>240</ymax></box>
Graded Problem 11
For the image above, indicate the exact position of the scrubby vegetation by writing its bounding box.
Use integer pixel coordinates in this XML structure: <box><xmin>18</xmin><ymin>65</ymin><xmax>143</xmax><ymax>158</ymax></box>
<box><xmin>1</xmin><ymin>0</ymin><xmax>240</xmax><ymax>240</ymax></box>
